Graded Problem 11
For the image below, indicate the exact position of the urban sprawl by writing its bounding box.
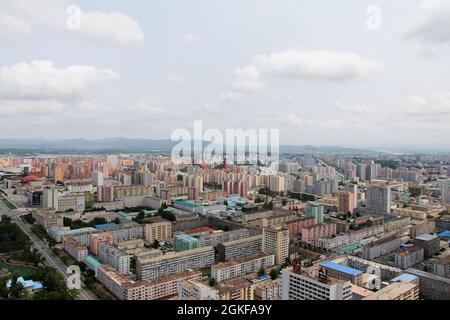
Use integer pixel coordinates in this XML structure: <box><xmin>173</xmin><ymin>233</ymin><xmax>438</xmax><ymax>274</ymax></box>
<box><xmin>1</xmin><ymin>152</ymin><xmax>450</xmax><ymax>301</ymax></box>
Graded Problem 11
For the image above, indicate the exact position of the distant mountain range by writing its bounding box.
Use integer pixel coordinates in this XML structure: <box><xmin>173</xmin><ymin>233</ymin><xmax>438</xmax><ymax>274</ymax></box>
<box><xmin>0</xmin><ymin>138</ymin><xmax>383</xmax><ymax>155</ymax></box>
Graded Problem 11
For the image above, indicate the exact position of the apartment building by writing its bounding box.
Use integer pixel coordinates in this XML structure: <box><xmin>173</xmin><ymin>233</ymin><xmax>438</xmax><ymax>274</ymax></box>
<box><xmin>413</xmin><ymin>234</ymin><xmax>440</xmax><ymax>258</ymax></box>
<box><xmin>211</xmin><ymin>253</ymin><xmax>275</xmax><ymax>283</ymax></box>
<box><xmin>362</xmin><ymin>236</ymin><xmax>402</xmax><ymax>260</ymax></box>
<box><xmin>216</xmin><ymin>235</ymin><xmax>263</xmax><ymax>262</ymax></box>
<box><xmin>363</xmin><ymin>282</ymin><xmax>419</xmax><ymax>300</ymax></box>
<box><xmin>90</xmin><ymin>233</ymin><xmax>113</xmax><ymax>256</ymax></box>
<box><xmin>116</xmin><ymin>239</ymin><xmax>145</xmax><ymax>251</ymax></box>
<box><xmin>301</xmin><ymin>223</ymin><xmax>337</xmax><ymax>244</ymax></box>
<box><xmin>136</xmin><ymin>246</ymin><xmax>215</xmax><ymax>280</ymax></box>
<box><xmin>281</xmin><ymin>267</ymin><xmax>353</xmax><ymax>300</ymax></box>
<box><xmin>281</xmin><ymin>217</ymin><xmax>315</xmax><ymax>237</ymax></box>
<box><xmin>345</xmin><ymin>256</ymin><xmax>403</xmax><ymax>281</ymax></box>
<box><xmin>405</xmin><ymin>268</ymin><xmax>450</xmax><ymax>300</ymax></box>
<box><xmin>145</xmin><ymin>221</ymin><xmax>172</xmax><ymax>243</ymax></box>
<box><xmin>62</xmin><ymin>237</ymin><xmax>88</xmax><ymax>262</ymax></box>
<box><xmin>313</xmin><ymin>225</ymin><xmax>384</xmax><ymax>250</ymax></box>
<box><xmin>98</xmin><ymin>242</ymin><xmax>132</xmax><ymax>275</ymax></box>
<box><xmin>178</xmin><ymin>279</ymin><xmax>219</xmax><ymax>300</ymax></box>
<box><xmin>200</xmin><ymin>229</ymin><xmax>251</xmax><ymax>247</ymax></box>
<box><xmin>97</xmin><ymin>264</ymin><xmax>201</xmax><ymax>300</ymax></box>
<box><xmin>253</xmin><ymin>278</ymin><xmax>282</xmax><ymax>300</ymax></box>
<box><xmin>32</xmin><ymin>209</ymin><xmax>62</xmax><ymax>229</ymax></box>
<box><xmin>394</xmin><ymin>246</ymin><xmax>424</xmax><ymax>269</ymax></box>
<box><xmin>262</xmin><ymin>226</ymin><xmax>289</xmax><ymax>265</ymax></box>
<box><xmin>113</xmin><ymin>185</ymin><xmax>154</xmax><ymax>198</ymax></box>
<box><xmin>215</xmin><ymin>278</ymin><xmax>254</xmax><ymax>300</ymax></box>
<box><xmin>433</xmin><ymin>255</ymin><xmax>450</xmax><ymax>279</ymax></box>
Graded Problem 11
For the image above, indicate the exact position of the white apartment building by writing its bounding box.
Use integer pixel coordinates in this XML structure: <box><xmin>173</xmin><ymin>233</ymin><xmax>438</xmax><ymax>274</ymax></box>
<box><xmin>394</xmin><ymin>246</ymin><xmax>424</xmax><ymax>270</ymax></box>
<box><xmin>362</xmin><ymin>236</ymin><xmax>402</xmax><ymax>261</ymax></box>
<box><xmin>211</xmin><ymin>253</ymin><xmax>275</xmax><ymax>283</ymax></box>
<box><xmin>62</xmin><ymin>237</ymin><xmax>88</xmax><ymax>262</ymax></box>
<box><xmin>217</xmin><ymin>235</ymin><xmax>263</xmax><ymax>262</ymax></box>
<box><xmin>97</xmin><ymin>265</ymin><xmax>201</xmax><ymax>300</ymax></box>
<box><xmin>136</xmin><ymin>246</ymin><xmax>215</xmax><ymax>280</ymax></box>
<box><xmin>98</xmin><ymin>241</ymin><xmax>132</xmax><ymax>275</ymax></box>
<box><xmin>281</xmin><ymin>267</ymin><xmax>353</xmax><ymax>300</ymax></box>
<box><xmin>178</xmin><ymin>279</ymin><xmax>219</xmax><ymax>300</ymax></box>
<box><xmin>200</xmin><ymin>229</ymin><xmax>251</xmax><ymax>247</ymax></box>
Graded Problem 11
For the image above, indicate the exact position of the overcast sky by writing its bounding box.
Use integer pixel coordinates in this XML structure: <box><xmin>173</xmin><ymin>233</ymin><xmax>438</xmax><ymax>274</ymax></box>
<box><xmin>1</xmin><ymin>0</ymin><xmax>450</xmax><ymax>149</ymax></box>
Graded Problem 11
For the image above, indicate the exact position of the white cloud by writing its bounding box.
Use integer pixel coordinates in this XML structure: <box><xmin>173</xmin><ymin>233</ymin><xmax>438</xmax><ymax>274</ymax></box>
<box><xmin>183</xmin><ymin>33</ymin><xmax>200</xmax><ymax>46</ymax></box>
<box><xmin>220</xmin><ymin>91</ymin><xmax>242</xmax><ymax>102</ymax></box>
<box><xmin>76</xmin><ymin>11</ymin><xmax>145</xmax><ymax>45</ymax></box>
<box><xmin>0</xmin><ymin>99</ymin><xmax>65</xmax><ymax>116</ymax></box>
<box><xmin>406</xmin><ymin>0</ymin><xmax>450</xmax><ymax>44</ymax></box>
<box><xmin>227</xmin><ymin>65</ymin><xmax>264</xmax><ymax>93</ymax></box>
<box><xmin>405</xmin><ymin>92</ymin><xmax>450</xmax><ymax>116</ymax></box>
<box><xmin>254</xmin><ymin>50</ymin><xmax>383</xmax><ymax>81</ymax></box>
<box><xmin>167</xmin><ymin>74</ymin><xmax>185</xmax><ymax>84</ymax></box>
<box><xmin>285</xmin><ymin>114</ymin><xmax>343</xmax><ymax>129</ymax></box>
<box><xmin>0</xmin><ymin>11</ymin><xmax>32</xmax><ymax>43</ymax></box>
<box><xmin>0</xmin><ymin>2</ymin><xmax>145</xmax><ymax>46</ymax></box>
<box><xmin>285</xmin><ymin>114</ymin><xmax>304</xmax><ymax>127</ymax></box>
<box><xmin>334</xmin><ymin>102</ymin><xmax>373</xmax><ymax>114</ymax></box>
<box><xmin>130</xmin><ymin>100</ymin><xmax>166</xmax><ymax>115</ymax></box>
<box><xmin>0</xmin><ymin>60</ymin><xmax>121</xmax><ymax>99</ymax></box>
<box><xmin>194</xmin><ymin>103</ymin><xmax>222</xmax><ymax>113</ymax></box>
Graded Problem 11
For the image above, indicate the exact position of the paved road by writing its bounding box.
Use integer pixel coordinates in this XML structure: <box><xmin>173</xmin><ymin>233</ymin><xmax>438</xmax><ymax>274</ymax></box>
<box><xmin>0</xmin><ymin>200</ymin><xmax>96</xmax><ymax>300</ymax></box>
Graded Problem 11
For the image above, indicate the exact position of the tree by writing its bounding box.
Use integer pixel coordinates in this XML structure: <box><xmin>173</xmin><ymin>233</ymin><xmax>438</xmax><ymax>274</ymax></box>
<box><xmin>258</xmin><ymin>267</ymin><xmax>266</xmax><ymax>277</ymax></box>
<box><xmin>209</xmin><ymin>278</ymin><xmax>216</xmax><ymax>287</ymax></box>
<box><xmin>151</xmin><ymin>240</ymin><xmax>160</xmax><ymax>249</ymax></box>
<box><xmin>282</xmin><ymin>199</ymin><xmax>288</xmax><ymax>206</ymax></box>
<box><xmin>161</xmin><ymin>210</ymin><xmax>176</xmax><ymax>222</ymax></box>
<box><xmin>136</xmin><ymin>212</ymin><xmax>145</xmax><ymax>221</ymax></box>
<box><xmin>285</xmin><ymin>256</ymin><xmax>292</xmax><ymax>266</ymax></box>
<box><xmin>270</xmin><ymin>268</ymin><xmax>279</xmax><ymax>280</ymax></box>
<box><xmin>63</xmin><ymin>217</ymin><xmax>72</xmax><ymax>228</ymax></box>
<box><xmin>113</xmin><ymin>217</ymin><xmax>121</xmax><ymax>225</ymax></box>
<box><xmin>8</xmin><ymin>274</ymin><xmax>25</xmax><ymax>300</ymax></box>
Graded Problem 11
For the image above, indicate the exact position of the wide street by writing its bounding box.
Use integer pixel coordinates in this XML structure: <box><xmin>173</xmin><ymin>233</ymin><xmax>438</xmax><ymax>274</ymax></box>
<box><xmin>0</xmin><ymin>197</ymin><xmax>96</xmax><ymax>300</ymax></box>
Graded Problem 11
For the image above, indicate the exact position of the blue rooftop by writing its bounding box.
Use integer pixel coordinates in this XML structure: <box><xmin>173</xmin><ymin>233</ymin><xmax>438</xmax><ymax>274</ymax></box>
<box><xmin>95</xmin><ymin>223</ymin><xmax>116</xmax><ymax>229</ymax></box>
<box><xmin>7</xmin><ymin>277</ymin><xmax>44</xmax><ymax>290</ymax></box>
<box><xmin>438</xmin><ymin>231</ymin><xmax>450</xmax><ymax>237</ymax></box>
<box><xmin>391</xmin><ymin>273</ymin><xmax>418</xmax><ymax>283</ymax></box>
<box><xmin>415</xmin><ymin>234</ymin><xmax>438</xmax><ymax>241</ymax></box>
<box><xmin>319</xmin><ymin>261</ymin><xmax>363</xmax><ymax>276</ymax></box>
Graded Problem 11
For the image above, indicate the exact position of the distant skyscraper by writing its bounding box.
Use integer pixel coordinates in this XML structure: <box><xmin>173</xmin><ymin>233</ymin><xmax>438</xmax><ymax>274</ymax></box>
<box><xmin>366</xmin><ymin>185</ymin><xmax>392</xmax><ymax>213</ymax></box>
<box><xmin>92</xmin><ymin>171</ymin><xmax>104</xmax><ymax>187</ymax></box>
<box><xmin>97</xmin><ymin>185</ymin><xmax>114</xmax><ymax>203</ymax></box>
<box><xmin>441</xmin><ymin>180</ymin><xmax>450</xmax><ymax>204</ymax></box>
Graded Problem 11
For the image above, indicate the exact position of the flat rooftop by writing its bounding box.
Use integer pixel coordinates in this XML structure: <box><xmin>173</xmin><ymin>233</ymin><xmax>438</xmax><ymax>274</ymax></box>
<box><xmin>319</xmin><ymin>261</ymin><xmax>363</xmax><ymax>277</ymax></box>
<box><xmin>363</xmin><ymin>282</ymin><xmax>417</xmax><ymax>300</ymax></box>
<box><xmin>415</xmin><ymin>234</ymin><xmax>438</xmax><ymax>241</ymax></box>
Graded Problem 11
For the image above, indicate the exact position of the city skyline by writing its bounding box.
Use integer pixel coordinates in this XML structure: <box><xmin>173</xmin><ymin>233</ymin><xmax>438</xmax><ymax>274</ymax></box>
<box><xmin>1</xmin><ymin>0</ymin><xmax>450</xmax><ymax>148</ymax></box>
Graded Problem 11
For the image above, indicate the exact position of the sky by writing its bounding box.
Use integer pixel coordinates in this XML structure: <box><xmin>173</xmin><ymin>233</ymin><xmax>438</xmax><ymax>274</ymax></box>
<box><xmin>1</xmin><ymin>0</ymin><xmax>450</xmax><ymax>150</ymax></box>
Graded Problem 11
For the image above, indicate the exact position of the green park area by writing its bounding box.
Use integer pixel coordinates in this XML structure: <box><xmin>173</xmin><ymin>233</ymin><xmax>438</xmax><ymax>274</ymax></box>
<box><xmin>0</xmin><ymin>260</ymin><xmax>36</xmax><ymax>278</ymax></box>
